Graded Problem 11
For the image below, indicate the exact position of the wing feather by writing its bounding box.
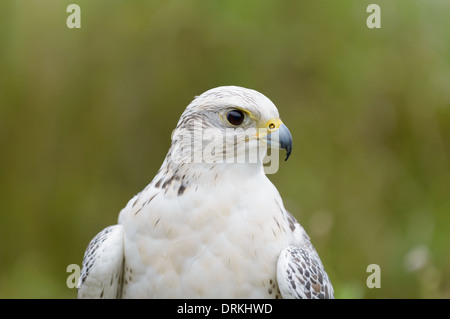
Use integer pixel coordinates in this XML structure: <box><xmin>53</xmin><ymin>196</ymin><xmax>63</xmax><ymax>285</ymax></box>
<box><xmin>78</xmin><ymin>225</ymin><xmax>124</xmax><ymax>298</ymax></box>
<box><xmin>277</xmin><ymin>245</ymin><xmax>334</xmax><ymax>299</ymax></box>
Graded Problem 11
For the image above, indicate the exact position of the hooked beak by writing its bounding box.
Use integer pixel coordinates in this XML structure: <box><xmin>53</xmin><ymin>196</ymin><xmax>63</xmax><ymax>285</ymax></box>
<box><xmin>266</xmin><ymin>123</ymin><xmax>293</xmax><ymax>161</ymax></box>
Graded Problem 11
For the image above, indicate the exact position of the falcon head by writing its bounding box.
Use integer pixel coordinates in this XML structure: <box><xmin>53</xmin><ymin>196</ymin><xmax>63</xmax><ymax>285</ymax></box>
<box><xmin>170</xmin><ymin>86</ymin><xmax>293</xmax><ymax>167</ymax></box>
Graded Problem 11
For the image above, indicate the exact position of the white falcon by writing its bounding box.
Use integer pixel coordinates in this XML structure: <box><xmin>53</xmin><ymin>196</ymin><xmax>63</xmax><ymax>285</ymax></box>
<box><xmin>78</xmin><ymin>86</ymin><xmax>334</xmax><ymax>299</ymax></box>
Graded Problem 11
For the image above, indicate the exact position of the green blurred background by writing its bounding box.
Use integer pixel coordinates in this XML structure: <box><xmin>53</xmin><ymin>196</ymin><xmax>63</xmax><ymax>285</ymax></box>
<box><xmin>0</xmin><ymin>0</ymin><xmax>449</xmax><ymax>298</ymax></box>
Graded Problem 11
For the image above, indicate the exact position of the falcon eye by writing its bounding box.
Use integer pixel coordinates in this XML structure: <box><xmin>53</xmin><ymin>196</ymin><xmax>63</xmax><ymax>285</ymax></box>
<box><xmin>226</xmin><ymin>110</ymin><xmax>245</xmax><ymax>126</ymax></box>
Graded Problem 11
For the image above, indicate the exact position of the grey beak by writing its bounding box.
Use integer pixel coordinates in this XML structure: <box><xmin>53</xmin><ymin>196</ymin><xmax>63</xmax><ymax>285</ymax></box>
<box><xmin>267</xmin><ymin>123</ymin><xmax>293</xmax><ymax>161</ymax></box>
<box><xmin>279</xmin><ymin>123</ymin><xmax>293</xmax><ymax>161</ymax></box>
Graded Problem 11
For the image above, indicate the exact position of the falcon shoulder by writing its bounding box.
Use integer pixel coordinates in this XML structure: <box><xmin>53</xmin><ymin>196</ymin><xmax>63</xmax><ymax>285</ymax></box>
<box><xmin>277</xmin><ymin>212</ymin><xmax>334</xmax><ymax>299</ymax></box>
<box><xmin>78</xmin><ymin>225</ymin><xmax>124</xmax><ymax>298</ymax></box>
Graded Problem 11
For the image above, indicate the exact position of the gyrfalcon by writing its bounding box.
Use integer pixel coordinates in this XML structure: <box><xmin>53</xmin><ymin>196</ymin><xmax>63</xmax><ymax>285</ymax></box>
<box><xmin>78</xmin><ymin>86</ymin><xmax>334</xmax><ymax>299</ymax></box>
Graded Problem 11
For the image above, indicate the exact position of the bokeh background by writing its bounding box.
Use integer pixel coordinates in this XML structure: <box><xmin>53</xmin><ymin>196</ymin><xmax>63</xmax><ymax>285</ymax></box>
<box><xmin>0</xmin><ymin>0</ymin><xmax>449</xmax><ymax>298</ymax></box>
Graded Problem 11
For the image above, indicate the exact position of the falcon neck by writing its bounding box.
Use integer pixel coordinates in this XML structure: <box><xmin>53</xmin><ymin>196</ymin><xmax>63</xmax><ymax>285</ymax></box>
<box><xmin>151</xmin><ymin>155</ymin><xmax>265</xmax><ymax>195</ymax></box>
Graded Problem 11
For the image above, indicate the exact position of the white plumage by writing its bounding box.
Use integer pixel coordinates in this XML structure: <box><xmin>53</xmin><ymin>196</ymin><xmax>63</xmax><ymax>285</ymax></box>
<box><xmin>78</xmin><ymin>86</ymin><xmax>333</xmax><ymax>298</ymax></box>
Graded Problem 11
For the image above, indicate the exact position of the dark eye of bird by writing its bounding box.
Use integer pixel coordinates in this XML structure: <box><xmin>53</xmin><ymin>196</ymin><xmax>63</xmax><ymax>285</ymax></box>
<box><xmin>226</xmin><ymin>110</ymin><xmax>245</xmax><ymax>126</ymax></box>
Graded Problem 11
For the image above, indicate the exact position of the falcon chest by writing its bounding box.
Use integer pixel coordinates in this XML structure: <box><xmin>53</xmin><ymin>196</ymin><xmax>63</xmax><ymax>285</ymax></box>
<box><xmin>121</xmin><ymin>165</ymin><xmax>291</xmax><ymax>298</ymax></box>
